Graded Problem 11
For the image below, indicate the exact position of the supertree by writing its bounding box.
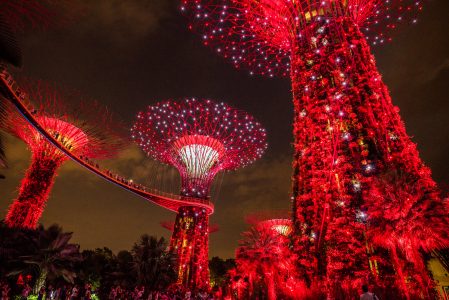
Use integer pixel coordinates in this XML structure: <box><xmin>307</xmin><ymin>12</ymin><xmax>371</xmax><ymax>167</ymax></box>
<box><xmin>257</xmin><ymin>218</ymin><xmax>292</xmax><ymax>237</ymax></box>
<box><xmin>245</xmin><ymin>210</ymin><xmax>293</xmax><ymax>236</ymax></box>
<box><xmin>2</xmin><ymin>80</ymin><xmax>124</xmax><ymax>229</ymax></box>
<box><xmin>131</xmin><ymin>98</ymin><xmax>267</xmax><ymax>290</ymax></box>
<box><xmin>180</xmin><ymin>0</ymin><xmax>449</xmax><ymax>297</ymax></box>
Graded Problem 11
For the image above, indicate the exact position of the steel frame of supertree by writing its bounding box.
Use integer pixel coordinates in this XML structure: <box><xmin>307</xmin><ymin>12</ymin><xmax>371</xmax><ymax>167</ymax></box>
<box><xmin>132</xmin><ymin>98</ymin><xmax>267</xmax><ymax>290</ymax></box>
<box><xmin>0</xmin><ymin>0</ymin><xmax>77</xmax><ymax>168</ymax></box>
<box><xmin>180</xmin><ymin>0</ymin><xmax>449</xmax><ymax>297</ymax></box>
<box><xmin>2</xmin><ymin>80</ymin><xmax>124</xmax><ymax>229</ymax></box>
<box><xmin>0</xmin><ymin>1</ymin><xmax>63</xmax><ymax>30</ymax></box>
<box><xmin>0</xmin><ymin>0</ymin><xmax>77</xmax><ymax>67</ymax></box>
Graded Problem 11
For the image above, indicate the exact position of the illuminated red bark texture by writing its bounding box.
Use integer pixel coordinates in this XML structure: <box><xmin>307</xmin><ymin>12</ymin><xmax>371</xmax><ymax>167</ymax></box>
<box><xmin>181</xmin><ymin>0</ymin><xmax>449</xmax><ymax>297</ymax></box>
<box><xmin>5</xmin><ymin>153</ymin><xmax>61</xmax><ymax>229</ymax></box>
<box><xmin>3</xmin><ymin>80</ymin><xmax>123</xmax><ymax>229</ymax></box>
<box><xmin>170</xmin><ymin>206</ymin><xmax>210</xmax><ymax>289</ymax></box>
<box><xmin>291</xmin><ymin>18</ymin><xmax>443</xmax><ymax>297</ymax></box>
<box><xmin>132</xmin><ymin>98</ymin><xmax>267</xmax><ymax>290</ymax></box>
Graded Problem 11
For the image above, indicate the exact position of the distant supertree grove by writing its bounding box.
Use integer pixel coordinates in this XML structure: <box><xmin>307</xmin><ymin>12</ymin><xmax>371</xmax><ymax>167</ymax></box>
<box><xmin>132</xmin><ymin>98</ymin><xmax>267</xmax><ymax>290</ymax></box>
<box><xmin>3</xmin><ymin>80</ymin><xmax>123</xmax><ymax>229</ymax></box>
<box><xmin>181</xmin><ymin>0</ymin><xmax>449</xmax><ymax>297</ymax></box>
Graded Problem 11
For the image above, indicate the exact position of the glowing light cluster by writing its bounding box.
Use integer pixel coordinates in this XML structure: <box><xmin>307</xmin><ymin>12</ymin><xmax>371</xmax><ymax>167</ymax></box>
<box><xmin>131</xmin><ymin>98</ymin><xmax>267</xmax><ymax>198</ymax></box>
<box><xmin>181</xmin><ymin>0</ymin><xmax>423</xmax><ymax>76</ymax></box>
<box><xmin>175</xmin><ymin>135</ymin><xmax>224</xmax><ymax>180</ymax></box>
<box><xmin>3</xmin><ymin>80</ymin><xmax>124</xmax><ymax>229</ymax></box>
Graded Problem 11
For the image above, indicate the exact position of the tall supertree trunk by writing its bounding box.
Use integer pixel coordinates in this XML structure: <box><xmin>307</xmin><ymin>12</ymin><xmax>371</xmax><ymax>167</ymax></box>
<box><xmin>170</xmin><ymin>202</ymin><xmax>210</xmax><ymax>291</ymax></box>
<box><xmin>5</xmin><ymin>154</ymin><xmax>61</xmax><ymax>229</ymax></box>
<box><xmin>290</xmin><ymin>17</ymin><xmax>440</xmax><ymax>297</ymax></box>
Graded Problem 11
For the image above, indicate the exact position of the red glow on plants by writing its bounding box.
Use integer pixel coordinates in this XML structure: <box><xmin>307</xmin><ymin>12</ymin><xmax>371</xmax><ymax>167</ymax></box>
<box><xmin>231</xmin><ymin>218</ymin><xmax>300</xmax><ymax>299</ymax></box>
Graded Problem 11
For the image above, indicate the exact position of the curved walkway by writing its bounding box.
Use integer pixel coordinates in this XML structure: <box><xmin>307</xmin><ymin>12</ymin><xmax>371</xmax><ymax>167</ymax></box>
<box><xmin>0</xmin><ymin>67</ymin><xmax>214</xmax><ymax>215</ymax></box>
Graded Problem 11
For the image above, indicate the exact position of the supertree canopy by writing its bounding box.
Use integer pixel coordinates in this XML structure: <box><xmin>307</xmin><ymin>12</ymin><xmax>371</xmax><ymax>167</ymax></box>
<box><xmin>245</xmin><ymin>210</ymin><xmax>293</xmax><ymax>236</ymax></box>
<box><xmin>2</xmin><ymin>80</ymin><xmax>124</xmax><ymax>229</ymax></box>
<box><xmin>181</xmin><ymin>0</ymin><xmax>449</xmax><ymax>298</ymax></box>
<box><xmin>257</xmin><ymin>218</ymin><xmax>292</xmax><ymax>237</ymax></box>
<box><xmin>132</xmin><ymin>98</ymin><xmax>267</xmax><ymax>199</ymax></box>
<box><xmin>181</xmin><ymin>0</ymin><xmax>423</xmax><ymax>77</ymax></box>
<box><xmin>132</xmin><ymin>98</ymin><xmax>267</xmax><ymax>290</ymax></box>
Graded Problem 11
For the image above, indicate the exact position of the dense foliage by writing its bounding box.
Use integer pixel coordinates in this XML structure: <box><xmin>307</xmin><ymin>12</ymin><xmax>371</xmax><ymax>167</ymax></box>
<box><xmin>0</xmin><ymin>222</ymin><xmax>178</xmax><ymax>298</ymax></box>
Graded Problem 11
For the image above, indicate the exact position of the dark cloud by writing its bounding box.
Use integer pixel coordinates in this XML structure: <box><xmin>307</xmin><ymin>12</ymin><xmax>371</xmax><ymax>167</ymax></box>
<box><xmin>77</xmin><ymin>0</ymin><xmax>171</xmax><ymax>41</ymax></box>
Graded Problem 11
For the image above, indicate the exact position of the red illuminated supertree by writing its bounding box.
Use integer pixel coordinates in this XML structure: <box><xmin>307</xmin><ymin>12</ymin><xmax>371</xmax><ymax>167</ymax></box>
<box><xmin>181</xmin><ymin>0</ymin><xmax>449</xmax><ymax>297</ymax></box>
<box><xmin>132</xmin><ymin>98</ymin><xmax>267</xmax><ymax>290</ymax></box>
<box><xmin>245</xmin><ymin>210</ymin><xmax>293</xmax><ymax>236</ymax></box>
<box><xmin>2</xmin><ymin>80</ymin><xmax>124</xmax><ymax>229</ymax></box>
<box><xmin>257</xmin><ymin>218</ymin><xmax>292</xmax><ymax>237</ymax></box>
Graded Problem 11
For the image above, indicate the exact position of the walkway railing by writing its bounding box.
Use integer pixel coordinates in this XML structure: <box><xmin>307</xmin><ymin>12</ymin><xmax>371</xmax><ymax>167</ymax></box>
<box><xmin>0</xmin><ymin>66</ymin><xmax>214</xmax><ymax>215</ymax></box>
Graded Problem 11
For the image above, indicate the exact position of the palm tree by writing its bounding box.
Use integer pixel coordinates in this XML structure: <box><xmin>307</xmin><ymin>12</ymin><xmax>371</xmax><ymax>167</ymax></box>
<box><xmin>235</xmin><ymin>226</ymin><xmax>296</xmax><ymax>300</ymax></box>
<box><xmin>366</xmin><ymin>169</ymin><xmax>447</xmax><ymax>299</ymax></box>
<box><xmin>131</xmin><ymin>235</ymin><xmax>176</xmax><ymax>290</ymax></box>
<box><xmin>11</xmin><ymin>224</ymin><xmax>81</xmax><ymax>293</ymax></box>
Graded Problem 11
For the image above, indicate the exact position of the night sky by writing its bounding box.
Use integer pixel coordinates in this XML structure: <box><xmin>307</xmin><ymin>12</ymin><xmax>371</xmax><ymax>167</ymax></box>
<box><xmin>1</xmin><ymin>0</ymin><xmax>449</xmax><ymax>259</ymax></box>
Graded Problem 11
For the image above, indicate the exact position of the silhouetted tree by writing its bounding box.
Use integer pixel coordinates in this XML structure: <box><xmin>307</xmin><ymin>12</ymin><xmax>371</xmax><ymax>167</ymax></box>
<box><xmin>78</xmin><ymin>247</ymin><xmax>120</xmax><ymax>297</ymax></box>
<box><xmin>0</xmin><ymin>221</ymin><xmax>34</xmax><ymax>280</ymax></box>
<box><xmin>209</xmin><ymin>256</ymin><xmax>235</xmax><ymax>288</ymax></box>
<box><xmin>131</xmin><ymin>235</ymin><xmax>176</xmax><ymax>290</ymax></box>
